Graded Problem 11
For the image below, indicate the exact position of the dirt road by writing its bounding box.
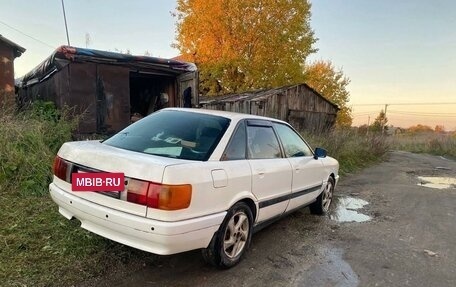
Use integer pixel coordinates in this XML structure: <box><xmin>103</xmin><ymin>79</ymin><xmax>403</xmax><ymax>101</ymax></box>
<box><xmin>82</xmin><ymin>151</ymin><xmax>456</xmax><ymax>287</ymax></box>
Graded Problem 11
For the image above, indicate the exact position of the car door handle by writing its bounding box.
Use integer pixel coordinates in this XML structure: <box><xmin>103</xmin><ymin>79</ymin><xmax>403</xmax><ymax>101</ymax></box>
<box><xmin>257</xmin><ymin>169</ymin><xmax>265</xmax><ymax>178</ymax></box>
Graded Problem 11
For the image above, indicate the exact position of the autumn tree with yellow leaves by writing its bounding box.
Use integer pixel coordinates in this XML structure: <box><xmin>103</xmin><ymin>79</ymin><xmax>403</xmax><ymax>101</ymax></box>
<box><xmin>174</xmin><ymin>0</ymin><xmax>353</xmax><ymax>127</ymax></box>
<box><xmin>174</xmin><ymin>0</ymin><xmax>316</xmax><ymax>95</ymax></box>
<box><xmin>304</xmin><ymin>60</ymin><xmax>353</xmax><ymax>128</ymax></box>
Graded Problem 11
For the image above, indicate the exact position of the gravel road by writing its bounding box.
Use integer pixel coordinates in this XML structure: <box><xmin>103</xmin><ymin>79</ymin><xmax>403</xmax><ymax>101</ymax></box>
<box><xmin>81</xmin><ymin>151</ymin><xmax>456</xmax><ymax>287</ymax></box>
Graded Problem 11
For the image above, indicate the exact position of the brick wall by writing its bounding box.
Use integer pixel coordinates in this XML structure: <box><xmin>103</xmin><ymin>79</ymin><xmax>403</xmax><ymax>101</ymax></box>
<box><xmin>0</xmin><ymin>43</ymin><xmax>16</xmax><ymax>105</ymax></box>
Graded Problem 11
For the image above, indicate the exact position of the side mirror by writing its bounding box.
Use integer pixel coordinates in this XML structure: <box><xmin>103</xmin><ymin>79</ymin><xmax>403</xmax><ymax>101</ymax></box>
<box><xmin>314</xmin><ymin>147</ymin><xmax>327</xmax><ymax>159</ymax></box>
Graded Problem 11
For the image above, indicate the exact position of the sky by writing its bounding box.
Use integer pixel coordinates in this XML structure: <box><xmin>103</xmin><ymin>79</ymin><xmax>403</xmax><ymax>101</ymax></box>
<box><xmin>1</xmin><ymin>0</ymin><xmax>455</xmax><ymax>130</ymax></box>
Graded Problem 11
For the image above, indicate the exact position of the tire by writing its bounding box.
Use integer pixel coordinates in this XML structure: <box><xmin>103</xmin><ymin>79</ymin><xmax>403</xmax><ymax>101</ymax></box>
<box><xmin>202</xmin><ymin>202</ymin><xmax>253</xmax><ymax>268</ymax></box>
<box><xmin>310</xmin><ymin>177</ymin><xmax>335</xmax><ymax>215</ymax></box>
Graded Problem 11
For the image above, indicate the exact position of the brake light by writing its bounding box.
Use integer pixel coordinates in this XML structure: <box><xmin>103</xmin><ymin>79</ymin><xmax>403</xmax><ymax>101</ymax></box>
<box><xmin>127</xmin><ymin>179</ymin><xmax>192</xmax><ymax>210</ymax></box>
<box><xmin>126</xmin><ymin>179</ymin><xmax>149</xmax><ymax>205</ymax></box>
<box><xmin>53</xmin><ymin>156</ymin><xmax>68</xmax><ymax>181</ymax></box>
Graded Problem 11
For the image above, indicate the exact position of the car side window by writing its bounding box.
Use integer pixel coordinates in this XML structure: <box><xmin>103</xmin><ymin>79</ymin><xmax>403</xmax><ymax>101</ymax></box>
<box><xmin>222</xmin><ymin>121</ymin><xmax>247</xmax><ymax>160</ymax></box>
<box><xmin>273</xmin><ymin>123</ymin><xmax>313</xmax><ymax>157</ymax></box>
<box><xmin>247</xmin><ymin>126</ymin><xmax>282</xmax><ymax>159</ymax></box>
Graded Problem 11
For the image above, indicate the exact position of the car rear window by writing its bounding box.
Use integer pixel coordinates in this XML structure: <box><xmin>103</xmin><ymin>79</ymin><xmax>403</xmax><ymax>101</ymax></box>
<box><xmin>104</xmin><ymin>110</ymin><xmax>230</xmax><ymax>161</ymax></box>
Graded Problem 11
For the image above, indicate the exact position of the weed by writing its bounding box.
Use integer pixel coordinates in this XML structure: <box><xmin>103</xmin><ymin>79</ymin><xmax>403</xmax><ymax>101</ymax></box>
<box><xmin>389</xmin><ymin>132</ymin><xmax>456</xmax><ymax>158</ymax></box>
<box><xmin>0</xmin><ymin>101</ymin><xmax>76</xmax><ymax>196</ymax></box>
<box><xmin>303</xmin><ymin>129</ymin><xmax>390</xmax><ymax>175</ymax></box>
<box><xmin>0</xmin><ymin>102</ymin><xmax>148</xmax><ymax>287</ymax></box>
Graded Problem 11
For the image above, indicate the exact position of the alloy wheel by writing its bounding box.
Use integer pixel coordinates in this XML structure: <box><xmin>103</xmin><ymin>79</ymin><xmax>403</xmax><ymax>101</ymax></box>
<box><xmin>322</xmin><ymin>180</ymin><xmax>334</xmax><ymax>212</ymax></box>
<box><xmin>223</xmin><ymin>211</ymin><xmax>249</xmax><ymax>258</ymax></box>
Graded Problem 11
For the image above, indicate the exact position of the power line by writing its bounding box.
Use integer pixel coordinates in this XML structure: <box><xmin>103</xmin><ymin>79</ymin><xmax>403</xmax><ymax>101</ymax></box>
<box><xmin>387</xmin><ymin>111</ymin><xmax>456</xmax><ymax>118</ymax></box>
<box><xmin>352</xmin><ymin>102</ymin><xmax>456</xmax><ymax>106</ymax></box>
<box><xmin>388</xmin><ymin>110</ymin><xmax>456</xmax><ymax>116</ymax></box>
<box><xmin>0</xmin><ymin>19</ymin><xmax>55</xmax><ymax>49</ymax></box>
<box><xmin>354</xmin><ymin>113</ymin><xmax>456</xmax><ymax>118</ymax></box>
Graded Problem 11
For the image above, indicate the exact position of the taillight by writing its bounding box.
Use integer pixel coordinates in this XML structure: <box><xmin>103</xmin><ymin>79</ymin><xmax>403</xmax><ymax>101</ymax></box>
<box><xmin>53</xmin><ymin>156</ymin><xmax>68</xmax><ymax>181</ymax></box>
<box><xmin>126</xmin><ymin>179</ymin><xmax>149</xmax><ymax>205</ymax></box>
<box><xmin>127</xmin><ymin>179</ymin><xmax>192</xmax><ymax>210</ymax></box>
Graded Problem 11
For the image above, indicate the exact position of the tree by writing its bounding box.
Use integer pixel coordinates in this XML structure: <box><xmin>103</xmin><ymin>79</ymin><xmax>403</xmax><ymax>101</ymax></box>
<box><xmin>370</xmin><ymin>110</ymin><xmax>388</xmax><ymax>133</ymax></box>
<box><xmin>357</xmin><ymin>124</ymin><xmax>368</xmax><ymax>135</ymax></box>
<box><xmin>407</xmin><ymin>124</ymin><xmax>433</xmax><ymax>134</ymax></box>
<box><xmin>303</xmin><ymin>60</ymin><xmax>352</xmax><ymax>128</ymax></box>
<box><xmin>435</xmin><ymin>125</ymin><xmax>445</xmax><ymax>133</ymax></box>
<box><xmin>174</xmin><ymin>0</ymin><xmax>317</xmax><ymax>95</ymax></box>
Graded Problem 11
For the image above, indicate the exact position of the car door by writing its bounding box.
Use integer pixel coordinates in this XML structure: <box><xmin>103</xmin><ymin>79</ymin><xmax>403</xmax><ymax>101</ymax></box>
<box><xmin>273</xmin><ymin>123</ymin><xmax>325</xmax><ymax>212</ymax></box>
<box><xmin>246</xmin><ymin>120</ymin><xmax>292</xmax><ymax>223</ymax></box>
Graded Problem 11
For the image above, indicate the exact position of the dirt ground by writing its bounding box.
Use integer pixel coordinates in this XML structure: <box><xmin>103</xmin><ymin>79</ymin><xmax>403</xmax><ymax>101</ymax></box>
<box><xmin>81</xmin><ymin>151</ymin><xmax>456</xmax><ymax>287</ymax></box>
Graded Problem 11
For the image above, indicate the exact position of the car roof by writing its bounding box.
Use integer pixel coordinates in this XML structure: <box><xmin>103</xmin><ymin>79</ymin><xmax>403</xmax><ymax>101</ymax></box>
<box><xmin>163</xmin><ymin>108</ymin><xmax>288</xmax><ymax>124</ymax></box>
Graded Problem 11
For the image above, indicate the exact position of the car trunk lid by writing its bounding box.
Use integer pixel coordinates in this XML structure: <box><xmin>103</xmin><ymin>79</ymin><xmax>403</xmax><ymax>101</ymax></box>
<box><xmin>54</xmin><ymin>140</ymin><xmax>189</xmax><ymax>217</ymax></box>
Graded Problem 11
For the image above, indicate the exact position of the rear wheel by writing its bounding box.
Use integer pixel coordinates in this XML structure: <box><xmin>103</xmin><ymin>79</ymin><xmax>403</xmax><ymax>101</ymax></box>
<box><xmin>202</xmin><ymin>202</ymin><xmax>253</xmax><ymax>268</ymax></box>
<box><xmin>310</xmin><ymin>177</ymin><xmax>335</xmax><ymax>215</ymax></box>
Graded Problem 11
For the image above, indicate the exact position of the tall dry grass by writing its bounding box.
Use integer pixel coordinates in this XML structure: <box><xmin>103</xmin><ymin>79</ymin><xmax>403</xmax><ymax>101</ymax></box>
<box><xmin>0</xmin><ymin>101</ymin><xmax>141</xmax><ymax>287</ymax></box>
<box><xmin>0</xmin><ymin>101</ymin><xmax>76</xmax><ymax>195</ymax></box>
<box><xmin>303</xmin><ymin>129</ymin><xmax>390</xmax><ymax>175</ymax></box>
<box><xmin>389</xmin><ymin>132</ymin><xmax>456</xmax><ymax>158</ymax></box>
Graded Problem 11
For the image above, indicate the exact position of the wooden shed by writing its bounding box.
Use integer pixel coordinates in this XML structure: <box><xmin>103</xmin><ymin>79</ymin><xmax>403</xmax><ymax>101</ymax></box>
<box><xmin>17</xmin><ymin>46</ymin><xmax>198</xmax><ymax>135</ymax></box>
<box><xmin>200</xmin><ymin>83</ymin><xmax>339</xmax><ymax>132</ymax></box>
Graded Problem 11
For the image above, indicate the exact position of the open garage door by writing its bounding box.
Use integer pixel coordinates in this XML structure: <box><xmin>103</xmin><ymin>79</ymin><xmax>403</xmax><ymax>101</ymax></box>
<box><xmin>177</xmin><ymin>71</ymin><xmax>199</xmax><ymax>108</ymax></box>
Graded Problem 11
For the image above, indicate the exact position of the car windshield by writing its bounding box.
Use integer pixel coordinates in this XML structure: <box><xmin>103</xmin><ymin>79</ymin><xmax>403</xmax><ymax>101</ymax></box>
<box><xmin>104</xmin><ymin>110</ymin><xmax>230</xmax><ymax>161</ymax></box>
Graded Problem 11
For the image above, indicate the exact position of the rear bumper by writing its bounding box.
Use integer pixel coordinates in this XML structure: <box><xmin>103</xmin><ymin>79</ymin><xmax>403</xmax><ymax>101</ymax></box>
<box><xmin>49</xmin><ymin>183</ymin><xmax>226</xmax><ymax>255</ymax></box>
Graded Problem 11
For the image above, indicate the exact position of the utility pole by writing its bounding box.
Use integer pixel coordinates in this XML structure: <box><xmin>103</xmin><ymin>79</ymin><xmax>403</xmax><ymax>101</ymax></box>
<box><xmin>61</xmin><ymin>0</ymin><xmax>70</xmax><ymax>46</ymax></box>
<box><xmin>382</xmin><ymin>104</ymin><xmax>389</xmax><ymax>135</ymax></box>
<box><xmin>367</xmin><ymin>115</ymin><xmax>370</xmax><ymax>136</ymax></box>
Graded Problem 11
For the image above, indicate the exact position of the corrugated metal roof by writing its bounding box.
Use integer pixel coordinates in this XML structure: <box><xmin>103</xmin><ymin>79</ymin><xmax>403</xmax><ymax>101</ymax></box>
<box><xmin>20</xmin><ymin>45</ymin><xmax>196</xmax><ymax>88</ymax></box>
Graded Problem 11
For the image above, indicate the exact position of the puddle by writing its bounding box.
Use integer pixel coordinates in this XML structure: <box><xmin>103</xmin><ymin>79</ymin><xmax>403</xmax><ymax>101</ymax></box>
<box><xmin>417</xmin><ymin>176</ymin><xmax>456</xmax><ymax>189</ymax></box>
<box><xmin>295</xmin><ymin>247</ymin><xmax>359</xmax><ymax>287</ymax></box>
<box><xmin>329</xmin><ymin>197</ymin><xmax>372</xmax><ymax>223</ymax></box>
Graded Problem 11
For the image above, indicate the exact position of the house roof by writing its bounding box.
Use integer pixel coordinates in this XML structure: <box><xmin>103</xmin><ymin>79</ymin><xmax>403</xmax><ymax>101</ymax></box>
<box><xmin>200</xmin><ymin>83</ymin><xmax>339</xmax><ymax>110</ymax></box>
<box><xmin>20</xmin><ymin>45</ymin><xmax>197</xmax><ymax>87</ymax></box>
<box><xmin>0</xmin><ymin>35</ymin><xmax>26</xmax><ymax>58</ymax></box>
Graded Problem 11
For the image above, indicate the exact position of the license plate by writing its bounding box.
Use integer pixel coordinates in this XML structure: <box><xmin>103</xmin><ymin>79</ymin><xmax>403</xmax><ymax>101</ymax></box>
<box><xmin>97</xmin><ymin>190</ymin><xmax>121</xmax><ymax>199</ymax></box>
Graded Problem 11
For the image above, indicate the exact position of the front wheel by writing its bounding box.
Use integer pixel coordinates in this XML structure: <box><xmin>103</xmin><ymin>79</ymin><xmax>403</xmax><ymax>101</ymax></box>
<box><xmin>310</xmin><ymin>177</ymin><xmax>335</xmax><ymax>215</ymax></box>
<box><xmin>202</xmin><ymin>202</ymin><xmax>253</xmax><ymax>268</ymax></box>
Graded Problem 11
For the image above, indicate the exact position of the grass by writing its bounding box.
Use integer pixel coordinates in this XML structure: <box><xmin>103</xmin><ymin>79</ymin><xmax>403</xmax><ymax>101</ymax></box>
<box><xmin>303</xmin><ymin>129</ymin><xmax>390</xmax><ymax>175</ymax></box>
<box><xmin>0</xmin><ymin>101</ymin><xmax>148</xmax><ymax>287</ymax></box>
<box><xmin>0</xmin><ymin>101</ymin><xmax>389</xmax><ymax>286</ymax></box>
<box><xmin>389</xmin><ymin>132</ymin><xmax>456</xmax><ymax>158</ymax></box>
<box><xmin>0</xmin><ymin>102</ymin><xmax>74</xmax><ymax>196</ymax></box>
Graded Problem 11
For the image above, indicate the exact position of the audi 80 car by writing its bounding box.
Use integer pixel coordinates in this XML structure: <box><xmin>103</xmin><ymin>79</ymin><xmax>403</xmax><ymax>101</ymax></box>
<box><xmin>50</xmin><ymin>108</ymin><xmax>339</xmax><ymax>268</ymax></box>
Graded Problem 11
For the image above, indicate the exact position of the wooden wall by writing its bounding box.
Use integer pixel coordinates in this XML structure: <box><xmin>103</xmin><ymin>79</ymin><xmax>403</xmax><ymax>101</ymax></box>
<box><xmin>202</xmin><ymin>84</ymin><xmax>338</xmax><ymax>133</ymax></box>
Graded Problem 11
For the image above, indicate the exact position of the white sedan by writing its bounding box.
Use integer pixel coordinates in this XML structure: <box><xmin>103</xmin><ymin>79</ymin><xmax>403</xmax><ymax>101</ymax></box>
<box><xmin>50</xmin><ymin>108</ymin><xmax>339</xmax><ymax>268</ymax></box>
